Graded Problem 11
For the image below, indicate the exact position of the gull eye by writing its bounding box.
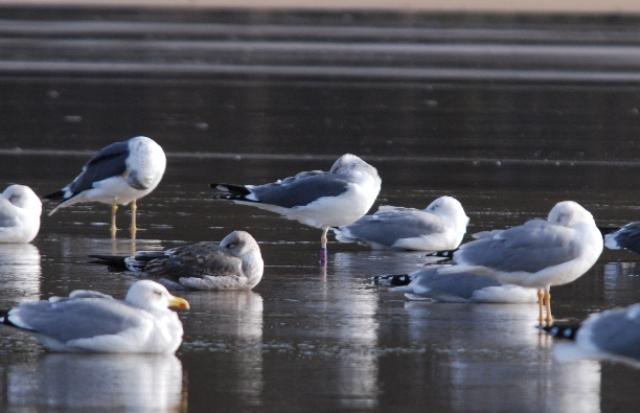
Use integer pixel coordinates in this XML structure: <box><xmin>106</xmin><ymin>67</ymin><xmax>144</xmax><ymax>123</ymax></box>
<box><xmin>153</xmin><ymin>290</ymin><xmax>163</xmax><ymax>297</ymax></box>
<box><xmin>226</xmin><ymin>242</ymin><xmax>237</xmax><ymax>249</ymax></box>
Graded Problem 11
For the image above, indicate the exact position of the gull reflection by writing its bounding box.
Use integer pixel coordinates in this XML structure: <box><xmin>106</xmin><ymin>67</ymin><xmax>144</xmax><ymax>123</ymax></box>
<box><xmin>404</xmin><ymin>302</ymin><xmax>601</xmax><ymax>413</ymax></box>
<box><xmin>187</xmin><ymin>291</ymin><xmax>264</xmax><ymax>404</ymax></box>
<box><xmin>602</xmin><ymin>261</ymin><xmax>640</xmax><ymax>304</ymax></box>
<box><xmin>0</xmin><ymin>243</ymin><xmax>41</xmax><ymax>304</ymax></box>
<box><xmin>7</xmin><ymin>354</ymin><xmax>185</xmax><ymax>412</ymax></box>
<box><xmin>330</xmin><ymin>252</ymin><xmax>383</xmax><ymax>409</ymax></box>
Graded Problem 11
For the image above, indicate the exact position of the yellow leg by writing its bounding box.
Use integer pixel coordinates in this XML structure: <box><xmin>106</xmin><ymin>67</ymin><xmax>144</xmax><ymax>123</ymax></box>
<box><xmin>130</xmin><ymin>199</ymin><xmax>138</xmax><ymax>237</ymax></box>
<box><xmin>110</xmin><ymin>203</ymin><xmax>118</xmax><ymax>238</ymax></box>
<box><xmin>319</xmin><ymin>227</ymin><xmax>329</xmax><ymax>265</ymax></box>
<box><xmin>321</xmin><ymin>227</ymin><xmax>328</xmax><ymax>249</ymax></box>
<box><xmin>544</xmin><ymin>289</ymin><xmax>553</xmax><ymax>326</ymax></box>
<box><xmin>537</xmin><ymin>289</ymin><xmax>545</xmax><ymax>326</ymax></box>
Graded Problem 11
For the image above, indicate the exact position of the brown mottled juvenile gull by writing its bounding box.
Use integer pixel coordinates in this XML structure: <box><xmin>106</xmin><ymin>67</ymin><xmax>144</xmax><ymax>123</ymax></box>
<box><xmin>92</xmin><ymin>231</ymin><xmax>264</xmax><ymax>291</ymax></box>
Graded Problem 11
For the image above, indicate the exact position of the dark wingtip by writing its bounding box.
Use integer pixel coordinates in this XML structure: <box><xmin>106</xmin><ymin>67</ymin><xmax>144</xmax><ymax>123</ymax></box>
<box><xmin>1</xmin><ymin>309</ymin><xmax>15</xmax><ymax>327</ymax></box>
<box><xmin>210</xmin><ymin>183</ymin><xmax>251</xmax><ymax>200</ymax></box>
<box><xmin>426</xmin><ymin>249</ymin><xmax>457</xmax><ymax>259</ymax></box>
<box><xmin>88</xmin><ymin>254</ymin><xmax>127</xmax><ymax>268</ymax></box>
<box><xmin>372</xmin><ymin>273</ymin><xmax>412</xmax><ymax>286</ymax></box>
<box><xmin>541</xmin><ymin>324</ymin><xmax>580</xmax><ymax>340</ymax></box>
<box><xmin>598</xmin><ymin>226</ymin><xmax>619</xmax><ymax>236</ymax></box>
<box><xmin>43</xmin><ymin>190</ymin><xmax>64</xmax><ymax>200</ymax></box>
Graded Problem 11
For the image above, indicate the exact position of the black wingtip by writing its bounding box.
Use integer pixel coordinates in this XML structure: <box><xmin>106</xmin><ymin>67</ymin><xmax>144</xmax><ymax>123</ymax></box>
<box><xmin>426</xmin><ymin>249</ymin><xmax>457</xmax><ymax>259</ymax></box>
<box><xmin>89</xmin><ymin>254</ymin><xmax>127</xmax><ymax>268</ymax></box>
<box><xmin>541</xmin><ymin>324</ymin><xmax>580</xmax><ymax>340</ymax></box>
<box><xmin>372</xmin><ymin>273</ymin><xmax>412</xmax><ymax>286</ymax></box>
<box><xmin>598</xmin><ymin>226</ymin><xmax>619</xmax><ymax>236</ymax></box>
<box><xmin>210</xmin><ymin>183</ymin><xmax>251</xmax><ymax>200</ymax></box>
<box><xmin>1</xmin><ymin>309</ymin><xmax>14</xmax><ymax>327</ymax></box>
<box><xmin>43</xmin><ymin>190</ymin><xmax>64</xmax><ymax>200</ymax></box>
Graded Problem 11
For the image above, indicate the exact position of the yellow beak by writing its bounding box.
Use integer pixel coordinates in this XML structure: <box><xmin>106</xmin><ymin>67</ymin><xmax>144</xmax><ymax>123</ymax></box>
<box><xmin>168</xmin><ymin>296</ymin><xmax>190</xmax><ymax>311</ymax></box>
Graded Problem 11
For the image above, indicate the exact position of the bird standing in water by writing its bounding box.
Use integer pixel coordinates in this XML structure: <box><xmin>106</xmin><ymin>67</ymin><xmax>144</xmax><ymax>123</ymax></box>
<box><xmin>211</xmin><ymin>153</ymin><xmax>381</xmax><ymax>265</ymax></box>
<box><xmin>45</xmin><ymin>136</ymin><xmax>166</xmax><ymax>238</ymax></box>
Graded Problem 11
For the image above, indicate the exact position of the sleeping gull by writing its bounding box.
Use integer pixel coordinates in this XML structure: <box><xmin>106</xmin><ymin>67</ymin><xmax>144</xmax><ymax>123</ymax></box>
<box><xmin>387</xmin><ymin>265</ymin><xmax>537</xmax><ymax>303</ymax></box>
<box><xmin>211</xmin><ymin>153</ymin><xmax>381</xmax><ymax>264</ymax></box>
<box><xmin>44</xmin><ymin>136</ymin><xmax>166</xmax><ymax>237</ymax></box>
<box><xmin>603</xmin><ymin>222</ymin><xmax>640</xmax><ymax>254</ymax></box>
<box><xmin>332</xmin><ymin>195</ymin><xmax>469</xmax><ymax>251</ymax></box>
<box><xmin>0</xmin><ymin>184</ymin><xmax>42</xmax><ymax>243</ymax></box>
<box><xmin>452</xmin><ymin>200</ymin><xmax>603</xmax><ymax>325</ymax></box>
<box><xmin>91</xmin><ymin>230</ymin><xmax>264</xmax><ymax>290</ymax></box>
<box><xmin>545</xmin><ymin>304</ymin><xmax>640</xmax><ymax>367</ymax></box>
<box><xmin>1</xmin><ymin>280</ymin><xmax>189</xmax><ymax>353</ymax></box>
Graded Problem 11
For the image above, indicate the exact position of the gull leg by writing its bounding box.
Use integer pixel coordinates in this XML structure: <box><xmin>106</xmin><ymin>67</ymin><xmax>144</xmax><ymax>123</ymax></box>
<box><xmin>537</xmin><ymin>288</ymin><xmax>545</xmax><ymax>326</ymax></box>
<box><xmin>130</xmin><ymin>199</ymin><xmax>138</xmax><ymax>238</ymax></box>
<box><xmin>544</xmin><ymin>288</ymin><xmax>553</xmax><ymax>326</ymax></box>
<box><xmin>319</xmin><ymin>227</ymin><xmax>329</xmax><ymax>266</ymax></box>
<box><xmin>110</xmin><ymin>203</ymin><xmax>118</xmax><ymax>238</ymax></box>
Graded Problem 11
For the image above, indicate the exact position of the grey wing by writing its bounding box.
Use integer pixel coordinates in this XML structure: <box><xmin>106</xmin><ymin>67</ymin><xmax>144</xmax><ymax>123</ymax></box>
<box><xmin>0</xmin><ymin>197</ymin><xmax>18</xmax><ymax>228</ymax></box>
<box><xmin>250</xmin><ymin>172</ymin><xmax>350</xmax><ymax>208</ymax></box>
<box><xmin>410</xmin><ymin>267</ymin><xmax>501</xmax><ymax>300</ymax></box>
<box><xmin>9</xmin><ymin>299</ymin><xmax>145</xmax><ymax>343</ymax></box>
<box><xmin>65</xmin><ymin>141</ymin><xmax>130</xmax><ymax>198</ymax></box>
<box><xmin>49</xmin><ymin>290</ymin><xmax>115</xmax><ymax>303</ymax></box>
<box><xmin>345</xmin><ymin>210</ymin><xmax>445</xmax><ymax>246</ymax></box>
<box><xmin>454</xmin><ymin>220</ymin><xmax>581</xmax><ymax>273</ymax></box>
<box><xmin>587</xmin><ymin>305</ymin><xmax>640</xmax><ymax>360</ymax></box>
<box><xmin>607</xmin><ymin>222</ymin><xmax>640</xmax><ymax>253</ymax></box>
<box><xmin>145</xmin><ymin>242</ymin><xmax>241</xmax><ymax>280</ymax></box>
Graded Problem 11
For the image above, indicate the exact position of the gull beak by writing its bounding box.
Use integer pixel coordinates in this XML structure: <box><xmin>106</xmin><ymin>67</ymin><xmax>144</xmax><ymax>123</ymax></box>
<box><xmin>168</xmin><ymin>295</ymin><xmax>190</xmax><ymax>311</ymax></box>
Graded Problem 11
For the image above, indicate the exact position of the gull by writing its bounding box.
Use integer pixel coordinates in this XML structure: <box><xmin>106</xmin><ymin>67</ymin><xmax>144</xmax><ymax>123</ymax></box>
<box><xmin>390</xmin><ymin>265</ymin><xmax>537</xmax><ymax>303</ymax></box>
<box><xmin>91</xmin><ymin>230</ymin><xmax>264</xmax><ymax>290</ymax></box>
<box><xmin>545</xmin><ymin>304</ymin><xmax>640</xmax><ymax>367</ymax></box>
<box><xmin>452</xmin><ymin>201</ymin><xmax>603</xmax><ymax>325</ymax></box>
<box><xmin>211</xmin><ymin>153</ymin><xmax>381</xmax><ymax>264</ymax></box>
<box><xmin>1</xmin><ymin>280</ymin><xmax>189</xmax><ymax>353</ymax></box>
<box><xmin>45</xmin><ymin>136</ymin><xmax>166</xmax><ymax>237</ymax></box>
<box><xmin>332</xmin><ymin>195</ymin><xmax>469</xmax><ymax>251</ymax></box>
<box><xmin>0</xmin><ymin>184</ymin><xmax>42</xmax><ymax>243</ymax></box>
<box><xmin>604</xmin><ymin>222</ymin><xmax>640</xmax><ymax>254</ymax></box>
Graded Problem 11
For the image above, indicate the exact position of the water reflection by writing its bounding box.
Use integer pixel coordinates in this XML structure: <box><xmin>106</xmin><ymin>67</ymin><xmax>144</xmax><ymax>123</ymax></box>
<box><xmin>601</xmin><ymin>261</ymin><xmax>640</xmax><ymax>305</ymax></box>
<box><xmin>184</xmin><ymin>291</ymin><xmax>264</xmax><ymax>405</ymax></box>
<box><xmin>0</xmin><ymin>243</ymin><xmax>41</xmax><ymax>305</ymax></box>
<box><xmin>404</xmin><ymin>302</ymin><xmax>601</xmax><ymax>412</ymax></box>
<box><xmin>6</xmin><ymin>354</ymin><xmax>185</xmax><ymax>413</ymax></box>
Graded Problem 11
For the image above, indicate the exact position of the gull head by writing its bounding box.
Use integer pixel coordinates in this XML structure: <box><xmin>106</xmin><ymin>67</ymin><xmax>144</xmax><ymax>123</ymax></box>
<box><xmin>426</xmin><ymin>196</ymin><xmax>469</xmax><ymax>224</ymax></box>
<box><xmin>219</xmin><ymin>230</ymin><xmax>261</xmax><ymax>258</ymax></box>
<box><xmin>547</xmin><ymin>201</ymin><xmax>595</xmax><ymax>228</ymax></box>
<box><xmin>125</xmin><ymin>280</ymin><xmax>190</xmax><ymax>312</ymax></box>
<box><xmin>4</xmin><ymin>185</ymin><xmax>42</xmax><ymax>216</ymax></box>
<box><xmin>329</xmin><ymin>153</ymin><xmax>380</xmax><ymax>183</ymax></box>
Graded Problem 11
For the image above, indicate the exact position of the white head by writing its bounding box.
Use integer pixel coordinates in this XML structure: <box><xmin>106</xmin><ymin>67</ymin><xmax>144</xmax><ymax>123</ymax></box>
<box><xmin>329</xmin><ymin>153</ymin><xmax>381</xmax><ymax>184</ymax></box>
<box><xmin>127</xmin><ymin>136</ymin><xmax>167</xmax><ymax>189</ymax></box>
<box><xmin>219</xmin><ymin>230</ymin><xmax>264</xmax><ymax>285</ymax></box>
<box><xmin>125</xmin><ymin>280</ymin><xmax>190</xmax><ymax>312</ymax></box>
<box><xmin>219</xmin><ymin>230</ymin><xmax>261</xmax><ymax>258</ymax></box>
<box><xmin>3</xmin><ymin>185</ymin><xmax>42</xmax><ymax>216</ymax></box>
<box><xmin>426</xmin><ymin>196</ymin><xmax>470</xmax><ymax>225</ymax></box>
<box><xmin>547</xmin><ymin>201</ymin><xmax>596</xmax><ymax>228</ymax></box>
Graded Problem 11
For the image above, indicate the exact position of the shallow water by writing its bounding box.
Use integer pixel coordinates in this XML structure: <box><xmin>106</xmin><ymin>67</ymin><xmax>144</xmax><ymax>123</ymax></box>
<box><xmin>2</xmin><ymin>7</ymin><xmax>640</xmax><ymax>413</ymax></box>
